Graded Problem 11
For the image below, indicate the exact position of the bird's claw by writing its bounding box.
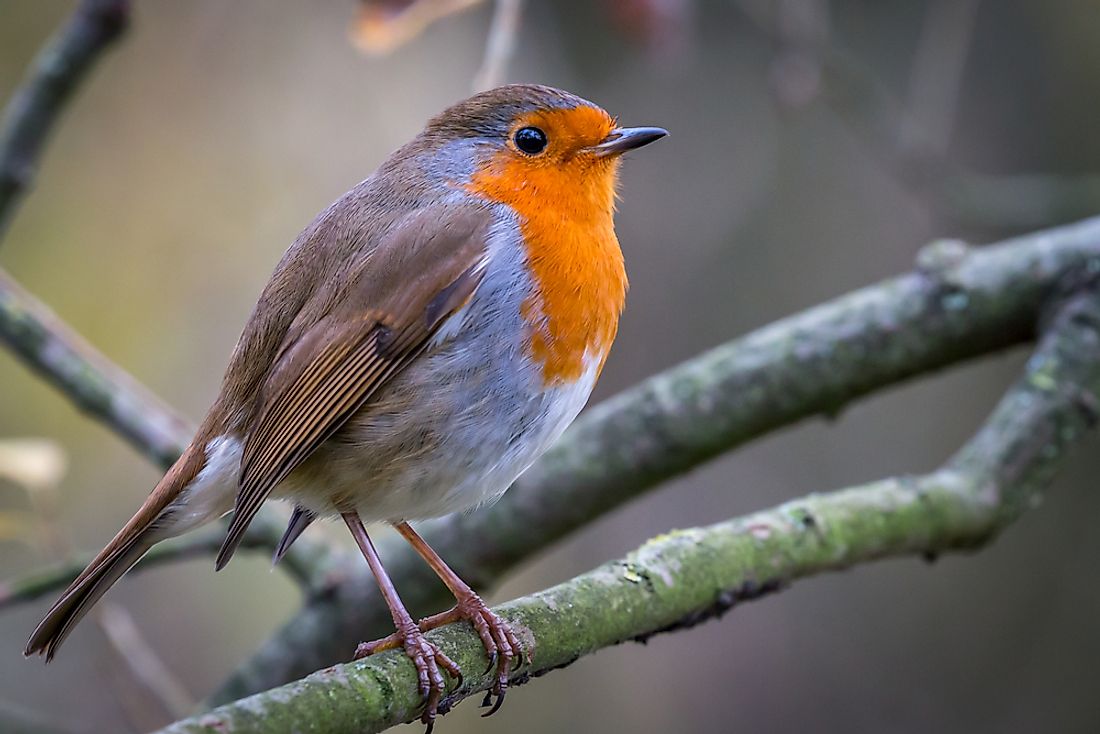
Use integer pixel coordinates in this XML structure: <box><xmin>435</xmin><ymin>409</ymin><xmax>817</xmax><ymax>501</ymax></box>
<box><xmin>355</xmin><ymin>623</ymin><xmax>459</xmax><ymax>731</ymax></box>
<box><xmin>452</xmin><ymin>593</ymin><xmax>521</xmax><ymax>717</ymax></box>
<box><xmin>355</xmin><ymin>595</ymin><xmax>523</xmax><ymax>722</ymax></box>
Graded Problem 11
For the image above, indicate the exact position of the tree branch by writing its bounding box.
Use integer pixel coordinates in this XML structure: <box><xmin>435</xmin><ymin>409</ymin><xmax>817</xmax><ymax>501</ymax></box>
<box><xmin>0</xmin><ymin>267</ymin><xmax>190</xmax><ymax>466</ymax></box>
<box><xmin>0</xmin><ymin>0</ymin><xmax>337</xmax><ymax>580</ymax></box>
<box><xmin>0</xmin><ymin>523</ymin><xmax>321</xmax><ymax>612</ymax></box>
<box><xmin>214</xmin><ymin>216</ymin><xmax>1100</xmax><ymax>703</ymax></box>
<box><xmin>0</xmin><ymin>267</ymin><xmax>336</xmax><ymax>581</ymax></box>
<box><xmin>159</xmin><ymin>287</ymin><xmax>1100</xmax><ymax>734</ymax></box>
<box><xmin>0</xmin><ymin>0</ymin><xmax>130</xmax><ymax>241</ymax></box>
<box><xmin>472</xmin><ymin>0</ymin><xmax>523</xmax><ymax>92</ymax></box>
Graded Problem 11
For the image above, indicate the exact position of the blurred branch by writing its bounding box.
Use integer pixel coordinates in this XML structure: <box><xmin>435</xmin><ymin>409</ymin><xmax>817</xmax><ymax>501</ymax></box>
<box><xmin>899</xmin><ymin>0</ymin><xmax>980</xmax><ymax>156</ymax></box>
<box><xmin>0</xmin><ymin>0</ymin><xmax>130</xmax><ymax>242</ymax></box>
<box><xmin>161</xmin><ymin>288</ymin><xmax>1100</xmax><ymax>734</ymax></box>
<box><xmin>351</xmin><ymin>0</ymin><xmax>483</xmax><ymax>55</ymax></box>
<box><xmin>0</xmin><ymin>4</ymin><xmax>341</xmax><ymax>587</ymax></box>
<box><xmin>740</xmin><ymin>0</ymin><xmax>1100</xmax><ymax>231</ymax></box>
<box><xmin>214</xmin><ymin>216</ymin><xmax>1100</xmax><ymax>703</ymax></box>
<box><xmin>472</xmin><ymin>0</ymin><xmax>523</xmax><ymax>92</ymax></box>
<box><xmin>827</xmin><ymin>42</ymin><xmax>1100</xmax><ymax>231</ymax></box>
<box><xmin>0</xmin><ymin>266</ymin><xmax>339</xmax><ymax>581</ymax></box>
<box><xmin>0</xmin><ymin>517</ymin><xmax>324</xmax><ymax>612</ymax></box>
<box><xmin>0</xmin><ymin>434</ymin><xmax>189</xmax><ymax>728</ymax></box>
<box><xmin>97</xmin><ymin>603</ymin><xmax>196</xmax><ymax>721</ymax></box>
<box><xmin>0</xmin><ymin>268</ymin><xmax>190</xmax><ymax>467</ymax></box>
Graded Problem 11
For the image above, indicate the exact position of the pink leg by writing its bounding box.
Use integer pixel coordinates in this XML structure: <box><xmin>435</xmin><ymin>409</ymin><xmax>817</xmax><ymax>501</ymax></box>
<box><xmin>342</xmin><ymin>513</ymin><xmax>460</xmax><ymax>732</ymax></box>
<box><xmin>354</xmin><ymin>521</ymin><xmax>522</xmax><ymax>717</ymax></box>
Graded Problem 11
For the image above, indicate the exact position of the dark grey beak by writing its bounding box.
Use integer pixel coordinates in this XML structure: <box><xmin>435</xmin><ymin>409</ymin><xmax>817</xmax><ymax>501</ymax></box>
<box><xmin>588</xmin><ymin>126</ymin><xmax>668</xmax><ymax>156</ymax></box>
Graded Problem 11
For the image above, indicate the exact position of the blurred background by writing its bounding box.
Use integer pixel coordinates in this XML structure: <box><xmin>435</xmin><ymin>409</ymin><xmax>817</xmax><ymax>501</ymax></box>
<box><xmin>2</xmin><ymin>1</ymin><xmax>1100</xmax><ymax>732</ymax></box>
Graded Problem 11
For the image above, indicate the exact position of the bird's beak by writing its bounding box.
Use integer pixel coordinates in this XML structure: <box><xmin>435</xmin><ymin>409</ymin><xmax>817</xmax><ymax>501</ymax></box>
<box><xmin>587</xmin><ymin>126</ymin><xmax>668</xmax><ymax>157</ymax></box>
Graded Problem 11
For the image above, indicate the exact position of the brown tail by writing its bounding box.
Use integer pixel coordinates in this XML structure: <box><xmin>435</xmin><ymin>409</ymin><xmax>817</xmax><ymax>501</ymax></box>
<box><xmin>25</xmin><ymin>443</ymin><xmax>206</xmax><ymax>661</ymax></box>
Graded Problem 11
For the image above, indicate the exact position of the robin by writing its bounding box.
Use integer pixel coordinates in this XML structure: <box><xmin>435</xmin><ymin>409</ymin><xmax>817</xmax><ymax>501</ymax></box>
<box><xmin>25</xmin><ymin>83</ymin><xmax>666</xmax><ymax>727</ymax></box>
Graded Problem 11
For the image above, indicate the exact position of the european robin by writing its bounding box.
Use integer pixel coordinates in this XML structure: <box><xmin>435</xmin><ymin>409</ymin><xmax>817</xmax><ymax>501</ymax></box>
<box><xmin>25</xmin><ymin>84</ymin><xmax>666</xmax><ymax>727</ymax></box>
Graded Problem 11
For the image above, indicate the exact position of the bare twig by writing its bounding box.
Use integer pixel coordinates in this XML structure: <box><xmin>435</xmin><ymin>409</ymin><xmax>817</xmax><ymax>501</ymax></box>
<box><xmin>97</xmin><ymin>604</ymin><xmax>196</xmax><ymax>720</ymax></box>
<box><xmin>0</xmin><ymin>522</ymin><xmax>318</xmax><ymax>612</ymax></box>
<box><xmin>0</xmin><ymin>0</ymin><xmax>130</xmax><ymax>242</ymax></box>
<box><xmin>472</xmin><ymin>0</ymin><xmax>523</xmax><ymax>92</ymax></box>
<box><xmin>740</xmin><ymin>0</ymin><xmax>1100</xmax><ymax>231</ymax></box>
<box><xmin>1</xmin><ymin>438</ymin><xmax>195</xmax><ymax>727</ymax></box>
<box><xmin>900</xmin><ymin>0</ymin><xmax>981</xmax><ymax>156</ymax></box>
<box><xmin>160</xmin><ymin>287</ymin><xmax>1100</xmax><ymax>734</ymax></box>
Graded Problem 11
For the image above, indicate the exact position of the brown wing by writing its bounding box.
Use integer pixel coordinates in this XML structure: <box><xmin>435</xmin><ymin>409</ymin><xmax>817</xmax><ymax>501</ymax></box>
<box><xmin>214</xmin><ymin>206</ymin><xmax>490</xmax><ymax>569</ymax></box>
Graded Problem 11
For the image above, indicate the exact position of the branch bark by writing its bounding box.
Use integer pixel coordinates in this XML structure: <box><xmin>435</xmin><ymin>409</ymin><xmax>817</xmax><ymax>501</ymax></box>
<box><xmin>0</xmin><ymin>0</ymin><xmax>130</xmax><ymax>241</ymax></box>
<box><xmin>213</xmin><ymin>216</ymin><xmax>1100</xmax><ymax>703</ymax></box>
<box><xmin>158</xmin><ymin>287</ymin><xmax>1100</xmax><ymax>734</ymax></box>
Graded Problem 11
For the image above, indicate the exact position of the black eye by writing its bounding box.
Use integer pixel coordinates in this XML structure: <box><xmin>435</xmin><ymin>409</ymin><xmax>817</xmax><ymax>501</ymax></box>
<box><xmin>513</xmin><ymin>126</ymin><xmax>548</xmax><ymax>155</ymax></box>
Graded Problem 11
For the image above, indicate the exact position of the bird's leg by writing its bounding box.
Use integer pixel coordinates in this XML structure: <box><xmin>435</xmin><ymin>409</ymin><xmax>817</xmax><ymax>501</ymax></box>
<box><xmin>341</xmin><ymin>513</ymin><xmax>460</xmax><ymax>731</ymax></box>
<box><xmin>355</xmin><ymin>521</ymin><xmax>521</xmax><ymax>717</ymax></box>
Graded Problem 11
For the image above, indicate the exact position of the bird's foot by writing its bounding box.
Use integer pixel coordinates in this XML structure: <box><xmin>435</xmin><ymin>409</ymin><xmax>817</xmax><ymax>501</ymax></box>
<box><xmin>354</xmin><ymin>593</ymin><xmax>522</xmax><ymax>717</ymax></box>
<box><xmin>452</xmin><ymin>592</ymin><xmax>521</xmax><ymax>717</ymax></box>
<box><xmin>355</xmin><ymin>621</ymin><xmax>460</xmax><ymax>733</ymax></box>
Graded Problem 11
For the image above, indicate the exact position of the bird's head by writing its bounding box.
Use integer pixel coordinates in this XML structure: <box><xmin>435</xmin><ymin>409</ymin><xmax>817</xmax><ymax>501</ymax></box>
<box><xmin>421</xmin><ymin>84</ymin><xmax>666</xmax><ymax>220</ymax></box>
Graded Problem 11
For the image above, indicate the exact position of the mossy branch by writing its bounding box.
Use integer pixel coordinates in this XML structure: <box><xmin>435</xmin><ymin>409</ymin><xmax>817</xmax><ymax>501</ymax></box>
<box><xmin>158</xmin><ymin>288</ymin><xmax>1100</xmax><ymax>734</ymax></box>
<box><xmin>214</xmin><ymin>217</ymin><xmax>1100</xmax><ymax>702</ymax></box>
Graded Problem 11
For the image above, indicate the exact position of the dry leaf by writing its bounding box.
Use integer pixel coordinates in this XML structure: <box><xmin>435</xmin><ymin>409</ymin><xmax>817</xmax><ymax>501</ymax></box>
<box><xmin>0</xmin><ymin>438</ymin><xmax>68</xmax><ymax>493</ymax></box>
<box><xmin>352</xmin><ymin>0</ymin><xmax>484</xmax><ymax>55</ymax></box>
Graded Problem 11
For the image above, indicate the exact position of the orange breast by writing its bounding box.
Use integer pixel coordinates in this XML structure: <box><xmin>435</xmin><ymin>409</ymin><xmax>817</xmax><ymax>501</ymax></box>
<box><xmin>468</xmin><ymin>147</ymin><xmax>628</xmax><ymax>386</ymax></box>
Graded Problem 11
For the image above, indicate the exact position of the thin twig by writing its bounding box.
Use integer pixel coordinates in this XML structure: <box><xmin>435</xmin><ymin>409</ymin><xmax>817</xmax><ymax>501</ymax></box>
<box><xmin>5</xmin><ymin>435</ymin><xmax>193</xmax><ymax>728</ymax></box>
<box><xmin>899</xmin><ymin>0</ymin><xmax>982</xmax><ymax>156</ymax></box>
<box><xmin>0</xmin><ymin>524</ymin><xmax>313</xmax><ymax>612</ymax></box>
<box><xmin>0</xmin><ymin>0</ymin><xmax>130</xmax><ymax>242</ymax></box>
<box><xmin>214</xmin><ymin>216</ymin><xmax>1100</xmax><ymax>702</ymax></box>
<box><xmin>160</xmin><ymin>287</ymin><xmax>1100</xmax><ymax>734</ymax></box>
<box><xmin>740</xmin><ymin>0</ymin><xmax>1100</xmax><ymax>230</ymax></box>
<box><xmin>97</xmin><ymin>604</ymin><xmax>197</xmax><ymax>720</ymax></box>
<box><xmin>472</xmin><ymin>0</ymin><xmax>523</xmax><ymax>92</ymax></box>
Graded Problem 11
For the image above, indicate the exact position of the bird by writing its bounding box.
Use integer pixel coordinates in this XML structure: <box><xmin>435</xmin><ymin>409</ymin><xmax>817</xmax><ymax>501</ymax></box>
<box><xmin>25</xmin><ymin>83</ymin><xmax>666</xmax><ymax>728</ymax></box>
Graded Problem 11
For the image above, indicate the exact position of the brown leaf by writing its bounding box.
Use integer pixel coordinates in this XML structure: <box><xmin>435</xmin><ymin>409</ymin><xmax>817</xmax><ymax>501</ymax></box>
<box><xmin>352</xmin><ymin>0</ymin><xmax>485</xmax><ymax>55</ymax></box>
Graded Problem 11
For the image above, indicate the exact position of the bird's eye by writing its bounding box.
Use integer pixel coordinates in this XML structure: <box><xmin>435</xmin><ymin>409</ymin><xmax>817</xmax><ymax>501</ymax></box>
<box><xmin>513</xmin><ymin>126</ymin><xmax>548</xmax><ymax>155</ymax></box>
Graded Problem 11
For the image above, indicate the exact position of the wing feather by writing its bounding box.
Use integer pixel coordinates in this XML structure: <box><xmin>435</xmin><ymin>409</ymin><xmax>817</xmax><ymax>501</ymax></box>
<box><xmin>214</xmin><ymin>206</ymin><xmax>490</xmax><ymax>569</ymax></box>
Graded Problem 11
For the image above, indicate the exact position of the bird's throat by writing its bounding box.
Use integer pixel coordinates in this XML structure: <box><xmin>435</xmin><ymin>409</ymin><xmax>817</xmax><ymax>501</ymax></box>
<box><xmin>467</xmin><ymin>157</ymin><xmax>627</xmax><ymax>386</ymax></box>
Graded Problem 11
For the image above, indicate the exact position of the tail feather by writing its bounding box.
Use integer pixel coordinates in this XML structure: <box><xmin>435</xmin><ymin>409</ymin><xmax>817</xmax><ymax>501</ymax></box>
<box><xmin>272</xmin><ymin>505</ymin><xmax>317</xmax><ymax>565</ymax></box>
<box><xmin>25</xmin><ymin>442</ymin><xmax>208</xmax><ymax>660</ymax></box>
<box><xmin>25</xmin><ymin>531</ymin><xmax>156</xmax><ymax>660</ymax></box>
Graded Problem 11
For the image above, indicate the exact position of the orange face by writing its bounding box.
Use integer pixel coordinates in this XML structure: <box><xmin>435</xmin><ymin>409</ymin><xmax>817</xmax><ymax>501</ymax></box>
<box><xmin>467</xmin><ymin>105</ymin><xmax>629</xmax><ymax>387</ymax></box>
